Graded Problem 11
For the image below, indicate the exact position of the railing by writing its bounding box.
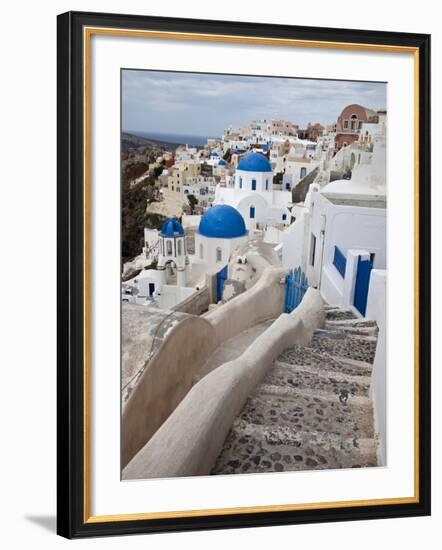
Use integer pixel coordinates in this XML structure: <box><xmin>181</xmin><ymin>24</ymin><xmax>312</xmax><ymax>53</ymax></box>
<box><xmin>333</xmin><ymin>246</ymin><xmax>347</xmax><ymax>278</ymax></box>
<box><xmin>284</xmin><ymin>267</ymin><xmax>309</xmax><ymax>313</ymax></box>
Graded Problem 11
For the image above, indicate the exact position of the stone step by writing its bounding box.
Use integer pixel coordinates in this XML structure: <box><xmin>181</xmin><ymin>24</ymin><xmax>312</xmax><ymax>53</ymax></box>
<box><xmin>212</xmin><ymin>421</ymin><xmax>377</xmax><ymax>475</ymax></box>
<box><xmin>325</xmin><ymin>318</ymin><xmax>378</xmax><ymax>329</ymax></box>
<box><xmin>212</xmin><ymin>305</ymin><xmax>379</xmax><ymax>476</ymax></box>
<box><xmin>278</xmin><ymin>346</ymin><xmax>372</xmax><ymax>377</ymax></box>
<box><xmin>330</xmin><ymin>355</ymin><xmax>375</xmax><ymax>371</ymax></box>
<box><xmin>323</xmin><ymin>323</ymin><xmax>378</xmax><ymax>337</ymax></box>
<box><xmin>240</xmin><ymin>386</ymin><xmax>375</xmax><ymax>439</ymax></box>
<box><xmin>268</xmin><ymin>361</ymin><xmax>371</xmax><ymax>398</ymax></box>
<box><xmin>310</xmin><ymin>330</ymin><xmax>377</xmax><ymax>364</ymax></box>
<box><xmin>325</xmin><ymin>308</ymin><xmax>357</xmax><ymax>321</ymax></box>
<box><xmin>314</xmin><ymin>328</ymin><xmax>377</xmax><ymax>341</ymax></box>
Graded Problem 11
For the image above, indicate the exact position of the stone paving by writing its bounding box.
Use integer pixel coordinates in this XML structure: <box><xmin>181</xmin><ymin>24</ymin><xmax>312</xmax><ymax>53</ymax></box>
<box><xmin>310</xmin><ymin>329</ymin><xmax>377</xmax><ymax>364</ymax></box>
<box><xmin>212</xmin><ymin>306</ymin><xmax>379</xmax><ymax>475</ymax></box>
<box><xmin>121</xmin><ymin>305</ymin><xmax>191</xmax><ymax>405</ymax></box>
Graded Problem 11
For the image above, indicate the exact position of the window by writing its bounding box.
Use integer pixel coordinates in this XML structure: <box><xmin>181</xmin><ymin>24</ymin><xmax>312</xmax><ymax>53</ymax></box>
<box><xmin>166</xmin><ymin>240</ymin><xmax>172</xmax><ymax>256</ymax></box>
<box><xmin>350</xmin><ymin>114</ymin><xmax>358</xmax><ymax>130</ymax></box>
<box><xmin>310</xmin><ymin>233</ymin><xmax>317</xmax><ymax>266</ymax></box>
<box><xmin>300</xmin><ymin>167</ymin><xmax>307</xmax><ymax>179</ymax></box>
<box><xmin>199</xmin><ymin>243</ymin><xmax>204</xmax><ymax>259</ymax></box>
<box><xmin>282</xmin><ymin>213</ymin><xmax>287</xmax><ymax>221</ymax></box>
<box><xmin>344</xmin><ymin>120</ymin><xmax>348</xmax><ymax>129</ymax></box>
<box><xmin>239</xmin><ymin>177</ymin><xmax>243</xmax><ymax>189</ymax></box>
<box><xmin>333</xmin><ymin>246</ymin><xmax>347</xmax><ymax>277</ymax></box>
<box><xmin>251</xmin><ymin>179</ymin><xmax>257</xmax><ymax>191</ymax></box>
<box><xmin>216</xmin><ymin>247</ymin><xmax>222</xmax><ymax>262</ymax></box>
<box><xmin>250</xmin><ymin>206</ymin><xmax>255</xmax><ymax>219</ymax></box>
<box><xmin>177</xmin><ymin>240</ymin><xmax>182</xmax><ymax>256</ymax></box>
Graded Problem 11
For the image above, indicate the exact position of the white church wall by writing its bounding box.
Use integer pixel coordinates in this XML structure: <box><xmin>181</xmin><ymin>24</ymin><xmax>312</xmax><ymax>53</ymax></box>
<box><xmin>236</xmin><ymin>169</ymin><xmax>273</xmax><ymax>193</ymax></box>
<box><xmin>236</xmin><ymin>194</ymin><xmax>269</xmax><ymax>228</ymax></box>
<box><xmin>195</xmin><ymin>233</ymin><xmax>247</xmax><ymax>270</ymax></box>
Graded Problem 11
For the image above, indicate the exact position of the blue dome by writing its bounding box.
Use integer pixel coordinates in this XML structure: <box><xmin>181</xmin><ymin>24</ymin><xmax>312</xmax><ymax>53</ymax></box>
<box><xmin>160</xmin><ymin>217</ymin><xmax>185</xmax><ymax>237</ymax></box>
<box><xmin>218</xmin><ymin>159</ymin><xmax>227</xmax><ymax>166</ymax></box>
<box><xmin>211</xmin><ymin>150</ymin><xmax>219</xmax><ymax>157</ymax></box>
<box><xmin>198</xmin><ymin>205</ymin><xmax>247</xmax><ymax>239</ymax></box>
<box><xmin>237</xmin><ymin>151</ymin><xmax>272</xmax><ymax>172</ymax></box>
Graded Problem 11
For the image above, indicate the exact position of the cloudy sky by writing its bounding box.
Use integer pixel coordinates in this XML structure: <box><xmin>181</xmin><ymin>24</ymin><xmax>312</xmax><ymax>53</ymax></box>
<box><xmin>122</xmin><ymin>69</ymin><xmax>386</xmax><ymax>138</ymax></box>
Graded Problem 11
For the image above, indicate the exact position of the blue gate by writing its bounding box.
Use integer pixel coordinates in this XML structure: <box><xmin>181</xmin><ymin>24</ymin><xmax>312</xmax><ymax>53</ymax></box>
<box><xmin>353</xmin><ymin>256</ymin><xmax>373</xmax><ymax>316</ymax></box>
<box><xmin>284</xmin><ymin>267</ymin><xmax>309</xmax><ymax>313</ymax></box>
<box><xmin>216</xmin><ymin>264</ymin><xmax>228</xmax><ymax>302</ymax></box>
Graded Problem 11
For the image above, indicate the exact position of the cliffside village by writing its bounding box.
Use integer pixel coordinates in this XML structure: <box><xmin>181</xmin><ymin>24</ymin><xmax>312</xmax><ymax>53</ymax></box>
<box><xmin>121</xmin><ymin>103</ymin><xmax>388</xmax><ymax>479</ymax></box>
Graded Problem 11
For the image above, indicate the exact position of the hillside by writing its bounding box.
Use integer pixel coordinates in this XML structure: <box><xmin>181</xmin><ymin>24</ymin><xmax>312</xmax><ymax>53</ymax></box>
<box><xmin>122</xmin><ymin>131</ymin><xmax>184</xmax><ymax>153</ymax></box>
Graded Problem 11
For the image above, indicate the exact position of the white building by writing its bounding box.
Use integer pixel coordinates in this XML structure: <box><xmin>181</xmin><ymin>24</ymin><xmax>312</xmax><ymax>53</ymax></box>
<box><xmin>175</xmin><ymin>144</ymin><xmax>198</xmax><ymax>163</ymax></box>
<box><xmin>124</xmin><ymin>217</ymin><xmax>198</xmax><ymax>309</ymax></box>
<box><xmin>214</xmin><ymin>151</ymin><xmax>292</xmax><ymax>229</ymax></box>
<box><xmin>281</xmin><ymin>132</ymin><xmax>387</xmax><ymax>312</ymax></box>
<box><xmin>181</xmin><ymin>175</ymin><xmax>218</xmax><ymax>207</ymax></box>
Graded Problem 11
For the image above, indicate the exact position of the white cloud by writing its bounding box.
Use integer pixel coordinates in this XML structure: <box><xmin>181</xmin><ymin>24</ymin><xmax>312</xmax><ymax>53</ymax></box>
<box><xmin>122</xmin><ymin>69</ymin><xmax>386</xmax><ymax>136</ymax></box>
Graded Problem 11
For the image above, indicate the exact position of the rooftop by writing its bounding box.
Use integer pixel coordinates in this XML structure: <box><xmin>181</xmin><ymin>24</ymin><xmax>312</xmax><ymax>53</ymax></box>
<box><xmin>325</xmin><ymin>196</ymin><xmax>387</xmax><ymax>208</ymax></box>
<box><xmin>237</xmin><ymin>151</ymin><xmax>272</xmax><ymax>173</ymax></box>
<box><xmin>198</xmin><ymin>204</ymin><xmax>247</xmax><ymax>239</ymax></box>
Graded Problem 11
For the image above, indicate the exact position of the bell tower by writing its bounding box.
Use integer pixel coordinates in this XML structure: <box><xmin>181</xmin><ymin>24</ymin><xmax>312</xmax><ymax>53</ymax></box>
<box><xmin>157</xmin><ymin>217</ymin><xmax>188</xmax><ymax>286</ymax></box>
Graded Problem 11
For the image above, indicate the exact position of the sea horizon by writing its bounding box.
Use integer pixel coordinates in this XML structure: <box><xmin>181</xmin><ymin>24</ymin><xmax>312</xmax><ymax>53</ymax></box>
<box><xmin>124</xmin><ymin>130</ymin><xmax>221</xmax><ymax>147</ymax></box>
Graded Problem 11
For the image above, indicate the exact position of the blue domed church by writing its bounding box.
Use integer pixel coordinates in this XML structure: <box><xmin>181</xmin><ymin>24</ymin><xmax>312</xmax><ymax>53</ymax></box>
<box><xmin>214</xmin><ymin>151</ymin><xmax>292</xmax><ymax>229</ymax></box>
<box><xmin>195</xmin><ymin>205</ymin><xmax>248</xmax><ymax>269</ymax></box>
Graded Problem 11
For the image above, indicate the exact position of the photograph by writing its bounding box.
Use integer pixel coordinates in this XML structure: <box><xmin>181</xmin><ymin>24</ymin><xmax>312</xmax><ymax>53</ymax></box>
<box><xmin>120</xmin><ymin>70</ymin><xmax>388</xmax><ymax>480</ymax></box>
<box><xmin>54</xmin><ymin>8</ymin><xmax>431</xmax><ymax>539</ymax></box>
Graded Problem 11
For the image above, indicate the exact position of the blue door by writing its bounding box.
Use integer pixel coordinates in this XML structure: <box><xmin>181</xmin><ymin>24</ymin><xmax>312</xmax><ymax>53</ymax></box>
<box><xmin>216</xmin><ymin>265</ymin><xmax>228</xmax><ymax>302</ymax></box>
<box><xmin>250</xmin><ymin>206</ymin><xmax>255</xmax><ymax>219</ymax></box>
<box><xmin>353</xmin><ymin>256</ymin><xmax>373</xmax><ymax>316</ymax></box>
<box><xmin>148</xmin><ymin>283</ymin><xmax>155</xmax><ymax>296</ymax></box>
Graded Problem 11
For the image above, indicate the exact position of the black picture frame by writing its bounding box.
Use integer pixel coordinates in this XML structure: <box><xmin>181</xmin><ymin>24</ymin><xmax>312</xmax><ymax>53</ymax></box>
<box><xmin>57</xmin><ymin>10</ymin><xmax>431</xmax><ymax>539</ymax></box>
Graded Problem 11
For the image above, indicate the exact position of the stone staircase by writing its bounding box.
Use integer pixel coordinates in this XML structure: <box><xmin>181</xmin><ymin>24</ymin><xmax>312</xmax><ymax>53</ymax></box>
<box><xmin>211</xmin><ymin>305</ymin><xmax>379</xmax><ymax>475</ymax></box>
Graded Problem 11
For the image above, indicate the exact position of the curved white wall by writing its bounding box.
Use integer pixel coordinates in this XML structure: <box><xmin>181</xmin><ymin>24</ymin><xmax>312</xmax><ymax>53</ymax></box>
<box><xmin>123</xmin><ymin>288</ymin><xmax>325</xmax><ymax>479</ymax></box>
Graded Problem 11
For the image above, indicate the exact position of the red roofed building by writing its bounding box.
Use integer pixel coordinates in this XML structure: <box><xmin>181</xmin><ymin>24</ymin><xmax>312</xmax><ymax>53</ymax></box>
<box><xmin>335</xmin><ymin>104</ymin><xmax>379</xmax><ymax>151</ymax></box>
